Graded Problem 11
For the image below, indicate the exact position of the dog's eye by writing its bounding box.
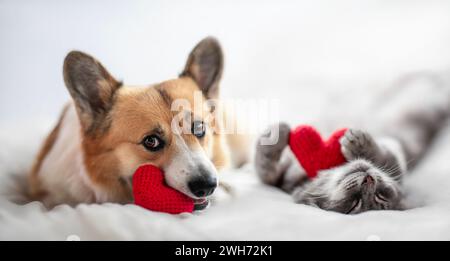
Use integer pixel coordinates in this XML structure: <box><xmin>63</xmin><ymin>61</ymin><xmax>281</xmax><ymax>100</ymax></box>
<box><xmin>191</xmin><ymin>121</ymin><xmax>206</xmax><ymax>138</ymax></box>
<box><xmin>142</xmin><ymin>135</ymin><xmax>165</xmax><ymax>152</ymax></box>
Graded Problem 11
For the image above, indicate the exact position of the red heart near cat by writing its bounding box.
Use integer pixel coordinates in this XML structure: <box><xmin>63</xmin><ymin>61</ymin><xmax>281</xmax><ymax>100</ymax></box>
<box><xmin>133</xmin><ymin>164</ymin><xmax>194</xmax><ymax>214</ymax></box>
<box><xmin>289</xmin><ymin>125</ymin><xmax>348</xmax><ymax>179</ymax></box>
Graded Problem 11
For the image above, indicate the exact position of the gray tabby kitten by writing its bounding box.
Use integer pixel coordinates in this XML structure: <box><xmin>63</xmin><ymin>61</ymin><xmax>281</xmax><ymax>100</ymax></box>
<box><xmin>255</xmin><ymin>73</ymin><xmax>450</xmax><ymax>214</ymax></box>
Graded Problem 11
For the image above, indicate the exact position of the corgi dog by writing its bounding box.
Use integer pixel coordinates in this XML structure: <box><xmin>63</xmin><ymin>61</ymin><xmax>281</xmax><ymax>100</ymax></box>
<box><xmin>28</xmin><ymin>37</ymin><xmax>247</xmax><ymax>209</ymax></box>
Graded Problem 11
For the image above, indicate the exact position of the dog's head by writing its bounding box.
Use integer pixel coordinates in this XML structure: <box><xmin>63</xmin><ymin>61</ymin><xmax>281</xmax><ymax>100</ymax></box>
<box><xmin>63</xmin><ymin>37</ymin><xmax>223</xmax><ymax>208</ymax></box>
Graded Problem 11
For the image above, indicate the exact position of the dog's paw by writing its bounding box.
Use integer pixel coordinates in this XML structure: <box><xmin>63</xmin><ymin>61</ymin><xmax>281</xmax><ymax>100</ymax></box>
<box><xmin>340</xmin><ymin>129</ymin><xmax>378</xmax><ymax>161</ymax></box>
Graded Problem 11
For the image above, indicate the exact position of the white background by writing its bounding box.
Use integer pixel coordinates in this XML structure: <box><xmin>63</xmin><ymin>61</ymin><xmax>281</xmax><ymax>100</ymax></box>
<box><xmin>1</xmin><ymin>0</ymin><xmax>450</xmax><ymax>126</ymax></box>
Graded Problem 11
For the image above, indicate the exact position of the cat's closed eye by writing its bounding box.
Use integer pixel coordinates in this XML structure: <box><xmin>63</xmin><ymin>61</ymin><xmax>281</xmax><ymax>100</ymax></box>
<box><xmin>375</xmin><ymin>193</ymin><xmax>388</xmax><ymax>203</ymax></box>
<box><xmin>346</xmin><ymin>199</ymin><xmax>361</xmax><ymax>214</ymax></box>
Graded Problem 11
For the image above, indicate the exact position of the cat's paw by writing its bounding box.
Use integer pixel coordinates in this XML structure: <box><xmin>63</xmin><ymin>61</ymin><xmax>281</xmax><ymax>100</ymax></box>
<box><xmin>340</xmin><ymin>129</ymin><xmax>378</xmax><ymax>161</ymax></box>
<box><xmin>256</xmin><ymin>122</ymin><xmax>290</xmax><ymax>157</ymax></box>
<box><xmin>255</xmin><ymin>122</ymin><xmax>290</xmax><ymax>185</ymax></box>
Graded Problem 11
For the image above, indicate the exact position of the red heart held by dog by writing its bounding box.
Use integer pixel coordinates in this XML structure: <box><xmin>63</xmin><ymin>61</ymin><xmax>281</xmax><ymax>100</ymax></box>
<box><xmin>289</xmin><ymin>125</ymin><xmax>348</xmax><ymax>179</ymax></box>
<box><xmin>133</xmin><ymin>164</ymin><xmax>194</xmax><ymax>214</ymax></box>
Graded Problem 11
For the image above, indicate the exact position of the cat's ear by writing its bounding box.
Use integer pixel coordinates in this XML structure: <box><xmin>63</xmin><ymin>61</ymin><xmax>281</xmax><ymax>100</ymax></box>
<box><xmin>180</xmin><ymin>37</ymin><xmax>223</xmax><ymax>99</ymax></box>
<box><xmin>63</xmin><ymin>51</ymin><xmax>121</xmax><ymax>134</ymax></box>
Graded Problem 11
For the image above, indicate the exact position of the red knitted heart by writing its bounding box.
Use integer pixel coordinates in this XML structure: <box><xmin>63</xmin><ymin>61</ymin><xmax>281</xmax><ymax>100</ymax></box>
<box><xmin>289</xmin><ymin>125</ymin><xmax>348</xmax><ymax>179</ymax></box>
<box><xmin>133</xmin><ymin>164</ymin><xmax>194</xmax><ymax>214</ymax></box>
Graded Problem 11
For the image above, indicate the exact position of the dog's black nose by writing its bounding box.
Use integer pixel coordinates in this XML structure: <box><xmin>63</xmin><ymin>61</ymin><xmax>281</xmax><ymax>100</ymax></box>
<box><xmin>188</xmin><ymin>176</ymin><xmax>217</xmax><ymax>198</ymax></box>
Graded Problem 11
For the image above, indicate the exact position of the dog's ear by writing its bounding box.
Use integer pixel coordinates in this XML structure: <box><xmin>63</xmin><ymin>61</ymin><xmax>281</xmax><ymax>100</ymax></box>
<box><xmin>181</xmin><ymin>37</ymin><xmax>223</xmax><ymax>98</ymax></box>
<box><xmin>63</xmin><ymin>51</ymin><xmax>121</xmax><ymax>134</ymax></box>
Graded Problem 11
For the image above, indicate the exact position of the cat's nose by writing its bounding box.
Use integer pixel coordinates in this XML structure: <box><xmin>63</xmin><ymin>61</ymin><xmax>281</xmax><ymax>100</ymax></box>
<box><xmin>362</xmin><ymin>175</ymin><xmax>374</xmax><ymax>185</ymax></box>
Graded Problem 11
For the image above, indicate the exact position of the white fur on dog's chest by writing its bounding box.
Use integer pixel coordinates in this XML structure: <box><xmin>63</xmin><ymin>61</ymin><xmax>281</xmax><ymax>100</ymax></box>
<box><xmin>38</xmin><ymin>103</ymin><xmax>97</xmax><ymax>206</ymax></box>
